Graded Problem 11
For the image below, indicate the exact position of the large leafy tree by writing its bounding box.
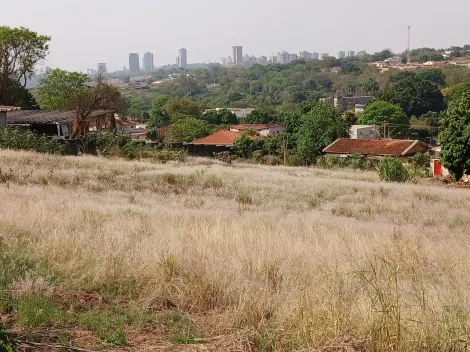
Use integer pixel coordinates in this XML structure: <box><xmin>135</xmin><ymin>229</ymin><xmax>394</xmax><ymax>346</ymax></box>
<box><xmin>442</xmin><ymin>82</ymin><xmax>470</xmax><ymax>103</ymax></box>
<box><xmin>438</xmin><ymin>94</ymin><xmax>470</xmax><ymax>179</ymax></box>
<box><xmin>36</xmin><ymin>68</ymin><xmax>90</xmax><ymax>110</ymax></box>
<box><xmin>417</xmin><ymin>68</ymin><xmax>446</xmax><ymax>87</ymax></box>
<box><xmin>165</xmin><ymin>117</ymin><xmax>210</xmax><ymax>144</ymax></box>
<box><xmin>202</xmin><ymin>109</ymin><xmax>238</xmax><ymax>125</ymax></box>
<box><xmin>164</xmin><ymin>97</ymin><xmax>201</xmax><ymax>122</ymax></box>
<box><xmin>240</xmin><ymin>110</ymin><xmax>272</xmax><ymax>124</ymax></box>
<box><xmin>0</xmin><ymin>26</ymin><xmax>50</xmax><ymax>106</ymax></box>
<box><xmin>357</xmin><ymin>100</ymin><xmax>409</xmax><ymax>126</ymax></box>
<box><xmin>296</xmin><ymin>103</ymin><xmax>349</xmax><ymax>164</ymax></box>
<box><xmin>148</xmin><ymin>94</ymin><xmax>171</xmax><ymax>128</ymax></box>
<box><xmin>379</xmin><ymin>71</ymin><xmax>446</xmax><ymax>117</ymax></box>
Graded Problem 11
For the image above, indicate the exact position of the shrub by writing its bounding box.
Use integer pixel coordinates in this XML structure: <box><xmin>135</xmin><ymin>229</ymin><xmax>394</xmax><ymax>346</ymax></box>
<box><xmin>378</xmin><ymin>158</ymin><xmax>409</xmax><ymax>182</ymax></box>
<box><xmin>16</xmin><ymin>294</ymin><xmax>63</xmax><ymax>327</ymax></box>
<box><xmin>346</xmin><ymin>153</ymin><xmax>365</xmax><ymax>169</ymax></box>
<box><xmin>0</xmin><ymin>127</ymin><xmax>67</xmax><ymax>155</ymax></box>
<box><xmin>0</xmin><ymin>321</ymin><xmax>16</xmax><ymax>352</ymax></box>
<box><xmin>85</xmin><ymin>131</ymin><xmax>129</xmax><ymax>156</ymax></box>
<box><xmin>285</xmin><ymin>154</ymin><xmax>302</xmax><ymax>166</ymax></box>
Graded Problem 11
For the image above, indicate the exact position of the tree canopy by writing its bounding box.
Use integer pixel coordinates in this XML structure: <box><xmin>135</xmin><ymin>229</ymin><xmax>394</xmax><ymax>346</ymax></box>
<box><xmin>357</xmin><ymin>100</ymin><xmax>409</xmax><ymax>127</ymax></box>
<box><xmin>438</xmin><ymin>93</ymin><xmax>470</xmax><ymax>178</ymax></box>
<box><xmin>296</xmin><ymin>103</ymin><xmax>349</xmax><ymax>164</ymax></box>
<box><xmin>0</xmin><ymin>26</ymin><xmax>50</xmax><ymax>106</ymax></box>
<box><xmin>165</xmin><ymin>118</ymin><xmax>210</xmax><ymax>144</ymax></box>
<box><xmin>379</xmin><ymin>71</ymin><xmax>446</xmax><ymax>117</ymax></box>
<box><xmin>36</xmin><ymin>68</ymin><xmax>90</xmax><ymax>110</ymax></box>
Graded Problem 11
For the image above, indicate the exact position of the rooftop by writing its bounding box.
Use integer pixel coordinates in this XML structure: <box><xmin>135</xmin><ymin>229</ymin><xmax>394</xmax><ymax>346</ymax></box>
<box><xmin>7</xmin><ymin>110</ymin><xmax>112</xmax><ymax>125</ymax></box>
<box><xmin>0</xmin><ymin>106</ymin><xmax>21</xmax><ymax>112</ymax></box>
<box><xmin>323</xmin><ymin>138</ymin><xmax>431</xmax><ymax>156</ymax></box>
<box><xmin>230</xmin><ymin>124</ymin><xmax>282</xmax><ymax>131</ymax></box>
<box><xmin>190</xmin><ymin>130</ymin><xmax>241</xmax><ymax>146</ymax></box>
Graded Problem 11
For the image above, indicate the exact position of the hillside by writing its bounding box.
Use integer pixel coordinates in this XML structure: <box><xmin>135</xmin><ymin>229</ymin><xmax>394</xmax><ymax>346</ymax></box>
<box><xmin>1</xmin><ymin>150</ymin><xmax>470</xmax><ymax>351</ymax></box>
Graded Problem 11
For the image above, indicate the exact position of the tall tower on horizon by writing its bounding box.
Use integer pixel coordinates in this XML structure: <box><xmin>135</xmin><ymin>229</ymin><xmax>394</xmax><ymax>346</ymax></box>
<box><xmin>179</xmin><ymin>48</ymin><xmax>187</xmax><ymax>68</ymax></box>
<box><xmin>143</xmin><ymin>52</ymin><xmax>154</xmax><ymax>73</ymax></box>
<box><xmin>232</xmin><ymin>46</ymin><xmax>243</xmax><ymax>65</ymax></box>
<box><xmin>129</xmin><ymin>53</ymin><xmax>140</xmax><ymax>75</ymax></box>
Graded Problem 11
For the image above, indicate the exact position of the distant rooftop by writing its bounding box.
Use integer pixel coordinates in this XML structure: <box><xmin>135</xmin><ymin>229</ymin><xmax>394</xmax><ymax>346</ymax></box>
<box><xmin>0</xmin><ymin>106</ymin><xmax>21</xmax><ymax>112</ymax></box>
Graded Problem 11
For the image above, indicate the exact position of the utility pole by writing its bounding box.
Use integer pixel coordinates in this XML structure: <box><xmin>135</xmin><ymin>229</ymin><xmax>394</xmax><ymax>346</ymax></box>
<box><xmin>407</xmin><ymin>26</ymin><xmax>411</xmax><ymax>64</ymax></box>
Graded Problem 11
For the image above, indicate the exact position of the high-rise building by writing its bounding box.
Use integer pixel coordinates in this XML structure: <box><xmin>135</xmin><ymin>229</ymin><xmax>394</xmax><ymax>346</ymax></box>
<box><xmin>278</xmin><ymin>51</ymin><xmax>290</xmax><ymax>64</ymax></box>
<box><xmin>232</xmin><ymin>46</ymin><xmax>243</xmax><ymax>65</ymax></box>
<box><xmin>97</xmin><ymin>63</ymin><xmax>107</xmax><ymax>75</ymax></box>
<box><xmin>313</xmin><ymin>52</ymin><xmax>319</xmax><ymax>60</ymax></box>
<box><xmin>258</xmin><ymin>56</ymin><xmax>268</xmax><ymax>65</ymax></box>
<box><xmin>289</xmin><ymin>53</ymin><xmax>298</xmax><ymax>62</ymax></box>
<box><xmin>129</xmin><ymin>53</ymin><xmax>140</xmax><ymax>75</ymax></box>
<box><xmin>300</xmin><ymin>51</ymin><xmax>313</xmax><ymax>59</ymax></box>
<box><xmin>338</xmin><ymin>51</ymin><xmax>346</xmax><ymax>59</ymax></box>
<box><xmin>179</xmin><ymin>48</ymin><xmax>187</xmax><ymax>68</ymax></box>
<box><xmin>270</xmin><ymin>56</ymin><xmax>278</xmax><ymax>64</ymax></box>
<box><xmin>221</xmin><ymin>57</ymin><xmax>227</xmax><ymax>65</ymax></box>
<box><xmin>347</xmin><ymin>50</ymin><xmax>356</xmax><ymax>57</ymax></box>
<box><xmin>87</xmin><ymin>69</ymin><xmax>97</xmax><ymax>76</ymax></box>
<box><xmin>320</xmin><ymin>53</ymin><xmax>330</xmax><ymax>59</ymax></box>
<box><xmin>228</xmin><ymin>55</ymin><xmax>232</xmax><ymax>64</ymax></box>
<box><xmin>143</xmin><ymin>52</ymin><xmax>154</xmax><ymax>73</ymax></box>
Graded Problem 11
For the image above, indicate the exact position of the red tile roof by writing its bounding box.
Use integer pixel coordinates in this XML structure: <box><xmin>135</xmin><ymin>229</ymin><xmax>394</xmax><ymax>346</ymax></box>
<box><xmin>323</xmin><ymin>138</ymin><xmax>431</xmax><ymax>156</ymax></box>
<box><xmin>190</xmin><ymin>130</ymin><xmax>241</xmax><ymax>146</ymax></box>
<box><xmin>231</xmin><ymin>124</ymin><xmax>282</xmax><ymax>131</ymax></box>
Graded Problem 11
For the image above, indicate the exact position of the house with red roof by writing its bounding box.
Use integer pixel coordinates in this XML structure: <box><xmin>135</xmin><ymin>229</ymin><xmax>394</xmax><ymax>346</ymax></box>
<box><xmin>323</xmin><ymin>138</ymin><xmax>431</xmax><ymax>160</ymax></box>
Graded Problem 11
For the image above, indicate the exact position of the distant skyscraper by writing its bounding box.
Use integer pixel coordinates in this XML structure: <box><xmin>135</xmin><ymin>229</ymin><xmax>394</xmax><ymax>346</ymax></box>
<box><xmin>347</xmin><ymin>50</ymin><xmax>356</xmax><ymax>57</ymax></box>
<box><xmin>278</xmin><ymin>51</ymin><xmax>290</xmax><ymax>64</ymax></box>
<box><xmin>258</xmin><ymin>56</ymin><xmax>268</xmax><ymax>65</ymax></box>
<box><xmin>97</xmin><ymin>63</ymin><xmax>107</xmax><ymax>75</ymax></box>
<box><xmin>129</xmin><ymin>53</ymin><xmax>140</xmax><ymax>75</ymax></box>
<box><xmin>270</xmin><ymin>55</ymin><xmax>278</xmax><ymax>64</ymax></box>
<box><xmin>320</xmin><ymin>53</ymin><xmax>330</xmax><ymax>59</ymax></box>
<box><xmin>338</xmin><ymin>51</ymin><xmax>346</xmax><ymax>59</ymax></box>
<box><xmin>232</xmin><ymin>46</ymin><xmax>243</xmax><ymax>65</ymax></box>
<box><xmin>313</xmin><ymin>52</ymin><xmax>320</xmax><ymax>60</ymax></box>
<box><xmin>228</xmin><ymin>55</ymin><xmax>232</xmax><ymax>64</ymax></box>
<box><xmin>179</xmin><ymin>48</ymin><xmax>187</xmax><ymax>68</ymax></box>
<box><xmin>143</xmin><ymin>52</ymin><xmax>154</xmax><ymax>73</ymax></box>
<box><xmin>221</xmin><ymin>57</ymin><xmax>227</xmax><ymax>65</ymax></box>
<box><xmin>87</xmin><ymin>69</ymin><xmax>97</xmax><ymax>76</ymax></box>
<box><xmin>300</xmin><ymin>51</ymin><xmax>313</xmax><ymax>59</ymax></box>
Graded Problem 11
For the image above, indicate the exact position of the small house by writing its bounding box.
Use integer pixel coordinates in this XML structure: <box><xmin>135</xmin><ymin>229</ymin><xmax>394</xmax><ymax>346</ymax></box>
<box><xmin>323</xmin><ymin>138</ymin><xmax>431</xmax><ymax>160</ymax></box>
<box><xmin>230</xmin><ymin>124</ymin><xmax>284</xmax><ymax>136</ymax></box>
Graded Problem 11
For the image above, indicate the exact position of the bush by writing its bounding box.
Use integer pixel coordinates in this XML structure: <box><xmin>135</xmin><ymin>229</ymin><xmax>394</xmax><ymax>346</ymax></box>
<box><xmin>0</xmin><ymin>321</ymin><xmax>16</xmax><ymax>352</ymax></box>
<box><xmin>285</xmin><ymin>154</ymin><xmax>302</xmax><ymax>166</ymax></box>
<box><xmin>0</xmin><ymin>127</ymin><xmax>67</xmax><ymax>155</ymax></box>
<box><xmin>378</xmin><ymin>158</ymin><xmax>409</xmax><ymax>182</ymax></box>
<box><xmin>85</xmin><ymin>131</ymin><xmax>129</xmax><ymax>156</ymax></box>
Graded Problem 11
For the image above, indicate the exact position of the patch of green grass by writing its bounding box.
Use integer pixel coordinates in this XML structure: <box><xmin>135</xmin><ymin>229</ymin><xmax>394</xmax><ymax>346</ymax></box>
<box><xmin>80</xmin><ymin>310</ymin><xmax>127</xmax><ymax>347</ymax></box>
<box><xmin>17</xmin><ymin>294</ymin><xmax>64</xmax><ymax>327</ymax></box>
<box><xmin>236</xmin><ymin>192</ymin><xmax>253</xmax><ymax>205</ymax></box>
<box><xmin>164</xmin><ymin>310</ymin><xmax>205</xmax><ymax>345</ymax></box>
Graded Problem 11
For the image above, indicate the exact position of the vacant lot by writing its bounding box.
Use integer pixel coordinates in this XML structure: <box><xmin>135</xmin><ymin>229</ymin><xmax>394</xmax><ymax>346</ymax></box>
<box><xmin>1</xmin><ymin>150</ymin><xmax>470</xmax><ymax>351</ymax></box>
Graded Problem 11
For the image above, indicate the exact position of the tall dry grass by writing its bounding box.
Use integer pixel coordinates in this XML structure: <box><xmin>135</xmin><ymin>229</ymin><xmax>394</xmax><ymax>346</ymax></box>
<box><xmin>1</xmin><ymin>150</ymin><xmax>470</xmax><ymax>351</ymax></box>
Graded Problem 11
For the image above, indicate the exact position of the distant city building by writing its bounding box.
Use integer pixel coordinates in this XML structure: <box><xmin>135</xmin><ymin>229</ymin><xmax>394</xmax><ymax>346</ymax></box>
<box><xmin>221</xmin><ymin>57</ymin><xmax>227</xmax><ymax>65</ymax></box>
<box><xmin>179</xmin><ymin>48</ymin><xmax>187</xmax><ymax>68</ymax></box>
<box><xmin>232</xmin><ymin>46</ymin><xmax>243</xmax><ymax>65</ymax></box>
<box><xmin>270</xmin><ymin>55</ymin><xmax>278</xmax><ymax>64</ymax></box>
<box><xmin>347</xmin><ymin>50</ymin><xmax>356</xmax><ymax>57</ymax></box>
<box><xmin>278</xmin><ymin>51</ymin><xmax>289</xmax><ymax>64</ymax></box>
<box><xmin>338</xmin><ymin>51</ymin><xmax>346</xmax><ymax>59</ymax></box>
<box><xmin>97</xmin><ymin>63</ymin><xmax>107</xmax><ymax>75</ymax></box>
<box><xmin>313</xmin><ymin>52</ymin><xmax>320</xmax><ymax>60</ymax></box>
<box><xmin>87</xmin><ymin>69</ymin><xmax>97</xmax><ymax>76</ymax></box>
<box><xmin>258</xmin><ymin>56</ymin><xmax>268</xmax><ymax>65</ymax></box>
<box><xmin>289</xmin><ymin>53</ymin><xmax>298</xmax><ymax>62</ymax></box>
<box><xmin>300</xmin><ymin>51</ymin><xmax>313</xmax><ymax>59</ymax></box>
<box><xmin>228</xmin><ymin>55</ymin><xmax>233</xmax><ymax>64</ymax></box>
<box><xmin>129</xmin><ymin>53</ymin><xmax>140</xmax><ymax>75</ymax></box>
<box><xmin>143</xmin><ymin>52</ymin><xmax>154</xmax><ymax>73</ymax></box>
<box><xmin>321</xmin><ymin>53</ymin><xmax>330</xmax><ymax>59</ymax></box>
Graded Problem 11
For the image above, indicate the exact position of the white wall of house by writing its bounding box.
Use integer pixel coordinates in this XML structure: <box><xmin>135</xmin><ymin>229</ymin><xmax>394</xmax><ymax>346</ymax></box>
<box><xmin>259</xmin><ymin>126</ymin><xmax>284</xmax><ymax>136</ymax></box>
<box><xmin>350</xmin><ymin>125</ymin><xmax>379</xmax><ymax>139</ymax></box>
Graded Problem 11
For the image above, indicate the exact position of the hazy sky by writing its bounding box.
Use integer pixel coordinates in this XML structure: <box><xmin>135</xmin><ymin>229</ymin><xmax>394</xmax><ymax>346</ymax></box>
<box><xmin>2</xmin><ymin>0</ymin><xmax>469</xmax><ymax>72</ymax></box>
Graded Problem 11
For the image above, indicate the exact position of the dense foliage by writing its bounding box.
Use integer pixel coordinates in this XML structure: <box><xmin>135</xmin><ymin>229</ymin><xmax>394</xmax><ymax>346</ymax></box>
<box><xmin>357</xmin><ymin>100</ymin><xmax>409</xmax><ymax>127</ymax></box>
<box><xmin>378</xmin><ymin>158</ymin><xmax>409</xmax><ymax>182</ymax></box>
<box><xmin>438</xmin><ymin>94</ymin><xmax>470</xmax><ymax>178</ymax></box>
<box><xmin>0</xmin><ymin>127</ymin><xmax>67</xmax><ymax>155</ymax></box>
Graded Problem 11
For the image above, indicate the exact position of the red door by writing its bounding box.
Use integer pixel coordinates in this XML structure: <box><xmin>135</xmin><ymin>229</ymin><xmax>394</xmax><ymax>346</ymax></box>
<box><xmin>434</xmin><ymin>160</ymin><xmax>442</xmax><ymax>176</ymax></box>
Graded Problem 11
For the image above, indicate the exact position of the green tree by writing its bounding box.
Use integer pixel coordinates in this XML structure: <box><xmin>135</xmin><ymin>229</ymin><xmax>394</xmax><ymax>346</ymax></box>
<box><xmin>164</xmin><ymin>97</ymin><xmax>201</xmax><ymax>121</ymax></box>
<box><xmin>340</xmin><ymin>61</ymin><xmax>364</xmax><ymax>75</ymax></box>
<box><xmin>296</xmin><ymin>103</ymin><xmax>349</xmax><ymax>164</ymax></box>
<box><xmin>148</xmin><ymin>95</ymin><xmax>171</xmax><ymax>128</ymax></box>
<box><xmin>240</xmin><ymin>110</ymin><xmax>271</xmax><ymax>124</ymax></box>
<box><xmin>438</xmin><ymin>94</ymin><xmax>470</xmax><ymax>178</ymax></box>
<box><xmin>361</xmin><ymin>77</ymin><xmax>380</xmax><ymax>96</ymax></box>
<box><xmin>417</xmin><ymin>68</ymin><xmax>446</xmax><ymax>87</ymax></box>
<box><xmin>202</xmin><ymin>109</ymin><xmax>238</xmax><ymax>125</ymax></box>
<box><xmin>165</xmin><ymin>117</ymin><xmax>210</xmax><ymax>143</ymax></box>
<box><xmin>357</xmin><ymin>100</ymin><xmax>409</xmax><ymax>126</ymax></box>
<box><xmin>0</xmin><ymin>26</ymin><xmax>50</xmax><ymax>106</ymax></box>
<box><xmin>442</xmin><ymin>82</ymin><xmax>470</xmax><ymax>103</ymax></box>
<box><xmin>232</xmin><ymin>132</ymin><xmax>263</xmax><ymax>158</ymax></box>
<box><xmin>126</xmin><ymin>98</ymin><xmax>148</xmax><ymax>120</ymax></box>
<box><xmin>36</xmin><ymin>68</ymin><xmax>90</xmax><ymax>110</ymax></box>
<box><xmin>379</xmin><ymin>71</ymin><xmax>445</xmax><ymax>117</ymax></box>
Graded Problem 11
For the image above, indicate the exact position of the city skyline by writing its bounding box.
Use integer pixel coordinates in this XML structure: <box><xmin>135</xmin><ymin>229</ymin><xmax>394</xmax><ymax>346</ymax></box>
<box><xmin>3</xmin><ymin>0</ymin><xmax>469</xmax><ymax>72</ymax></box>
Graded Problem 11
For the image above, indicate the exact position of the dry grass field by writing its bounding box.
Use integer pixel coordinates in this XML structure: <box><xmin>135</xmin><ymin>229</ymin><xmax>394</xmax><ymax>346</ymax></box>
<box><xmin>1</xmin><ymin>149</ymin><xmax>470</xmax><ymax>351</ymax></box>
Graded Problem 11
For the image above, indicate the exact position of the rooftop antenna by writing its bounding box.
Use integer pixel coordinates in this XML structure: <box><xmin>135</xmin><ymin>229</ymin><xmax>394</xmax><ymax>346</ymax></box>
<box><xmin>407</xmin><ymin>26</ymin><xmax>411</xmax><ymax>64</ymax></box>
